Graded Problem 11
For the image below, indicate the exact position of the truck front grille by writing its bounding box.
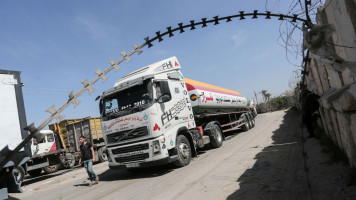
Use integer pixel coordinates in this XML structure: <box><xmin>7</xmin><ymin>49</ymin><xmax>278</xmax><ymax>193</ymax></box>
<box><xmin>107</xmin><ymin>126</ymin><xmax>148</xmax><ymax>144</ymax></box>
<box><xmin>115</xmin><ymin>153</ymin><xmax>149</xmax><ymax>163</ymax></box>
<box><xmin>111</xmin><ymin>143</ymin><xmax>149</xmax><ymax>154</ymax></box>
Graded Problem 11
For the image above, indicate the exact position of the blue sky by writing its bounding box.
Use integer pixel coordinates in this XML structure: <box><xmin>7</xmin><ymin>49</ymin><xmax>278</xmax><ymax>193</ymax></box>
<box><xmin>0</xmin><ymin>0</ymin><xmax>305</xmax><ymax>128</ymax></box>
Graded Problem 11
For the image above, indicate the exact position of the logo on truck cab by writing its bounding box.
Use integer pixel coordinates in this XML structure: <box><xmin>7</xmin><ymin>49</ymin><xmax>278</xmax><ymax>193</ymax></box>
<box><xmin>155</xmin><ymin>61</ymin><xmax>174</xmax><ymax>72</ymax></box>
<box><xmin>161</xmin><ymin>98</ymin><xmax>187</xmax><ymax>125</ymax></box>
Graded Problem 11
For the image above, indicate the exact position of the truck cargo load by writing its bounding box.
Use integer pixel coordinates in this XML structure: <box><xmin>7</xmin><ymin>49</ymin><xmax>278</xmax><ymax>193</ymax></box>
<box><xmin>49</xmin><ymin>118</ymin><xmax>85</xmax><ymax>149</ymax></box>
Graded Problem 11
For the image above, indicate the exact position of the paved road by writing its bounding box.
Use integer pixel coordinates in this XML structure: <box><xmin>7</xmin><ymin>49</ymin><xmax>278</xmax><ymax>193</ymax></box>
<box><xmin>10</xmin><ymin>110</ymin><xmax>311</xmax><ymax>200</ymax></box>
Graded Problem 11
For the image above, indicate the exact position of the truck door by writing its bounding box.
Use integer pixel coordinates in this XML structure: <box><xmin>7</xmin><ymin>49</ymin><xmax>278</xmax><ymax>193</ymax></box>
<box><xmin>157</xmin><ymin>76</ymin><xmax>192</xmax><ymax>131</ymax></box>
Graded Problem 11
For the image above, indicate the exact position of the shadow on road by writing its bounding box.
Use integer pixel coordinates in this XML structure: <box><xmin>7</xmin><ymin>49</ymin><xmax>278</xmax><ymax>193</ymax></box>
<box><xmin>226</xmin><ymin>109</ymin><xmax>311</xmax><ymax>200</ymax></box>
<box><xmin>73</xmin><ymin>183</ymin><xmax>91</xmax><ymax>187</ymax></box>
<box><xmin>23</xmin><ymin>166</ymin><xmax>81</xmax><ymax>186</ymax></box>
<box><xmin>7</xmin><ymin>196</ymin><xmax>20</xmax><ymax>200</ymax></box>
<box><xmin>97</xmin><ymin>164</ymin><xmax>175</xmax><ymax>182</ymax></box>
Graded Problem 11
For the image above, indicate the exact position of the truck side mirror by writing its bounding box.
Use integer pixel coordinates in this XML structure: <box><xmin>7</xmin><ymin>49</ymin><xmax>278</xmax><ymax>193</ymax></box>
<box><xmin>160</xmin><ymin>81</ymin><xmax>170</xmax><ymax>96</ymax></box>
<box><xmin>158</xmin><ymin>81</ymin><xmax>171</xmax><ymax>103</ymax></box>
<box><xmin>34</xmin><ymin>131</ymin><xmax>45</xmax><ymax>143</ymax></box>
<box><xmin>99</xmin><ymin>99</ymin><xmax>104</xmax><ymax>115</ymax></box>
<box><xmin>158</xmin><ymin>94</ymin><xmax>171</xmax><ymax>103</ymax></box>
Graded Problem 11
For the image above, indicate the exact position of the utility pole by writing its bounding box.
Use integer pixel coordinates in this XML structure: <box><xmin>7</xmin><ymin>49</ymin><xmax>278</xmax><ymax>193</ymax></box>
<box><xmin>254</xmin><ymin>91</ymin><xmax>258</xmax><ymax>106</ymax></box>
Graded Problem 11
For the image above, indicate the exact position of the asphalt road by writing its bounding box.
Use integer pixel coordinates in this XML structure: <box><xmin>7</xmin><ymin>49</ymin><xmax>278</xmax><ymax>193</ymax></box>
<box><xmin>12</xmin><ymin>110</ymin><xmax>355</xmax><ymax>200</ymax></box>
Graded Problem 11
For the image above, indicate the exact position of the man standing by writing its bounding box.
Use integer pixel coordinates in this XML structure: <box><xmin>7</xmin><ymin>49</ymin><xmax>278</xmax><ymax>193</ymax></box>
<box><xmin>302</xmin><ymin>91</ymin><xmax>320</xmax><ymax>138</ymax></box>
<box><xmin>79</xmin><ymin>136</ymin><xmax>99</xmax><ymax>186</ymax></box>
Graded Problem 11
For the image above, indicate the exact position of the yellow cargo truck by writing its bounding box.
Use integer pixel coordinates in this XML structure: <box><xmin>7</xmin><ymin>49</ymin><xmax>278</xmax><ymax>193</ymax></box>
<box><xmin>48</xmin><ymin>117</ymin><xmax>107</xmax><ymax>170</ymax></box>
<box><xmin>65</xmin><ymin>117</ymin><xmax>107</xmax><ymax>162</ymax></box>
<box><xmin>48</xmin><ymin>118</ymin><xmax>83</xmax><ymax>149</ymax></box>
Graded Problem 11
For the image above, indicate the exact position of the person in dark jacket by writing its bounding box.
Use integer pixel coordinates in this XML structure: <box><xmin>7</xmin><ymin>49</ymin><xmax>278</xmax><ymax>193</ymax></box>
<box><xmin>302</xmin><ymin>91</ymin><xmax>320</xmax><ymax>138</ymax></box>
<box><xmin>79</xmin><ymin>136</ymin><xmax>99</xmax><ymax>186</ymax></box>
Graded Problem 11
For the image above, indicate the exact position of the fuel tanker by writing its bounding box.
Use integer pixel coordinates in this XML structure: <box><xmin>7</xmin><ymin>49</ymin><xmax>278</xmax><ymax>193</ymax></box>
<box><xmin>185</xmin><ymin>78</ymin><xmax>256</xmax><ymax>115</ymax></box>
<box><xmin>99</xmin><ymin>57</ymin><xmax>257</xmax><ymax>170</ymax></box>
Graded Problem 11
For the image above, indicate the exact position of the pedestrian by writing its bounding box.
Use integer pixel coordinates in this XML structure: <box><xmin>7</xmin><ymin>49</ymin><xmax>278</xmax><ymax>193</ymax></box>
<box><xmin>79</xmin><ymin>136</ymin><xmax>99</xmax><ymax>187</ymax></box>
<box><xmin>302</xmin><ymin>91</ymin><xmax>320</xmax><ymax>138</ymax></box>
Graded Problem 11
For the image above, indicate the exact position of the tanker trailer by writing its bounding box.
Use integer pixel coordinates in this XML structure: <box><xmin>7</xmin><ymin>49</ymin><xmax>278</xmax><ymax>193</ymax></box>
<box><xmin>185</xmin><ymin>78</ymin><xmax>257</xmax><ymax>133</ymax></box>
<box><xmin>100</xmin><ymin>56</ymin><xmax>257</xmax><ymax>170</ymax></box>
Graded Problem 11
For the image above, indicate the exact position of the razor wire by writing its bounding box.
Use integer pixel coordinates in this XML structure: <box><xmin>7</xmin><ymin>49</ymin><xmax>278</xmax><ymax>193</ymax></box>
<box><xmin>0</xmin><ymin>10</ymin><xmax>314</xmax><ymax>169</ymax></box>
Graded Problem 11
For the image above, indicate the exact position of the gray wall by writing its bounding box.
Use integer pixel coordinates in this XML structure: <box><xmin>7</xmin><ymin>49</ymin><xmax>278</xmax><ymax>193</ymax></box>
<box><xmin>304</xmin><ymin>0</ymin><xmax>356</xmax><ymax>167</ymax></box>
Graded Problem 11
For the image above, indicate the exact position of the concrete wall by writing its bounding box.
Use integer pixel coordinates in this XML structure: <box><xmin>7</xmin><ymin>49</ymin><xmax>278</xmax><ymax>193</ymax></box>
<box><xmin>304</xmin><ymin>0</ymin><xmax>356</xmax><ymax>167</ymax></box>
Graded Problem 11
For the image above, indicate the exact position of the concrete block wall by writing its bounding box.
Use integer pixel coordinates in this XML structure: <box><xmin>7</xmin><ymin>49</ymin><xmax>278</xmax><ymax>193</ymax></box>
<box><xmin>305</xmin><ymin>0</ymin><xmax>356</xmax><ymax>167</ymax></box>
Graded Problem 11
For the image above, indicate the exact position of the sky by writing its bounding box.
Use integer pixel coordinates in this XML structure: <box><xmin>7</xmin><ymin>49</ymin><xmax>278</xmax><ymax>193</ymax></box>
<box><xmin>0</xmin><ymin>0</ymin><xmax>306</xmax><ymax>128</ymax></box>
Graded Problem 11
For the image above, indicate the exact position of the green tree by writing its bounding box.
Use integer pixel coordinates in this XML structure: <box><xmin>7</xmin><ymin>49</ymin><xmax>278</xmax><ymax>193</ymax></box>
<box><xmin>260</xmin><ymin>90</ymin><xmax>271</xmax><ymax>103</ymax></box>
<box><xmin>269</xmin><ymin>96</ymin><xmax>288</xmax><ymax>111</ymax></box>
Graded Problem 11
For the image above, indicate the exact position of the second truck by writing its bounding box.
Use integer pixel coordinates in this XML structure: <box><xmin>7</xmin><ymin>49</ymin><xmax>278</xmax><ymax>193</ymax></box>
<box><xmin>99</xmin><ymin>57</ymin><xmax>257</xmax><ymax>170</ymax></box>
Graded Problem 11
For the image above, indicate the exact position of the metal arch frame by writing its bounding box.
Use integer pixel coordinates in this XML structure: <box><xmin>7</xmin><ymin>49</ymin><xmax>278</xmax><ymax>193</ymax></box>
<box><xmin>0</xmin><ymin>9</ymin><xmax>314</xmax><ymax>169</ymax></box>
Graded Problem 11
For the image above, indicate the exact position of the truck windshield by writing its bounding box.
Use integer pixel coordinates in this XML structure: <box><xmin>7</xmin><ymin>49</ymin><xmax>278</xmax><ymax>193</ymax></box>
<box><xmin>102</xmin><ymin>79</ymin><xmax>152</xmax><ymax>120</ymax></box>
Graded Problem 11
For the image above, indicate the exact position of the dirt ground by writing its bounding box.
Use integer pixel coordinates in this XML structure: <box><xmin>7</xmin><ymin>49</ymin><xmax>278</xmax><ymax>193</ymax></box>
<box><xmin>9</xmin><ymin>109</ymin><xmax>356</xmax><ymax>200</ymax></box>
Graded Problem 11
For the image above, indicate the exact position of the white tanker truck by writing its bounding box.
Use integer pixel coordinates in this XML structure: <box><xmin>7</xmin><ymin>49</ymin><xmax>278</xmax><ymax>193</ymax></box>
<box><xmin>99</xmin><ymin>57</ymin><xmax>257</xmax><ymax>170</ymax></box>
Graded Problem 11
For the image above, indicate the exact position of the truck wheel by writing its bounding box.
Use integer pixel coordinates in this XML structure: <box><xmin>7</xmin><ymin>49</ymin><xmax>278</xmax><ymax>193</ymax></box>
<box><xmin>241</xmin><ymin>115</ymin><xmax>250</xmax><ymax>132</ymax></box>
<box><xmin>44</xmin><ymin>164</ymin><xmax>59</xmax><ymax>174</ymax></box>
<box><xmin>27</xmin><ymin>168</ymin><xmax>42</xmax><ymax>177</ymax></box>
<box><xmin>63</xmin><ymin>153</ymin><xmax>76</xmax><ymax>169</ymax></box>
<box><xmin>210</xmin><ymin>124</ymin><xmax>223</xmax><ymax>148</ymax></box>
<box><xmin>98</xmin><ymin>147</ymin><xmax>108</xmax><ymax>162</ymax></box>
<box><xmin>248</xmin><ymin>116</ymin><xmax>253</xmax><ymax>129</ymax></box>
<box><xmin>12</xmin><ymin>166</ymin><xmax>25</xmax><ymax>183</ymax></box>
<box><xmin>65</xmin><ymin>157</ymin><xmax>76</xmax><ymax>169</ymax></box>
<box><xmin>247</xmin><ymin>117</ymin><xmax>252</xmax><ymax>129</ymax></box>
<box><xmin>68</xmin><ymin>158</ymin><xmax>76</xmax><ymax>169</ymax></box>
<box><xmin>173</xmin><ymin>135</ymin><xmax>191</xmax><ymax>167</ymax></box>
<box><xmin>250</xmin><ymin>117</ymin><xmax>255</xmax><ymax>128</ymax></box>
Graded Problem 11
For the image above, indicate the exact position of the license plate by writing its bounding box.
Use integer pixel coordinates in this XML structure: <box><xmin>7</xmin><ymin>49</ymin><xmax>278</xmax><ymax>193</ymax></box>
<box><xmin>126</xmin><ymin>163</ymin><xmax>140</xmax><ymax>168</ymax></box>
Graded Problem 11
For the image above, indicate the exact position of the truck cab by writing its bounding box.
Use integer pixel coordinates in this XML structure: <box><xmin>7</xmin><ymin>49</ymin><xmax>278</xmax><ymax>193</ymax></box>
<box><xmin>100</xmin><ymin>57</ymin><xmax>195</xmax><ymax>169</ymax></box>
<box><xmin>31</xmin><ymin>130</ymin><xmax>57</xmax><ymax>156</ymax></box>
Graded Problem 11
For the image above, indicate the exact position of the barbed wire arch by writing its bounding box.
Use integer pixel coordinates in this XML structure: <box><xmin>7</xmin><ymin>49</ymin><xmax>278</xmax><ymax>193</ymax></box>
<box><xmin>143</xmin><ymin>10</ymin><xmax>312</xmax><ymax>48</ymax></box>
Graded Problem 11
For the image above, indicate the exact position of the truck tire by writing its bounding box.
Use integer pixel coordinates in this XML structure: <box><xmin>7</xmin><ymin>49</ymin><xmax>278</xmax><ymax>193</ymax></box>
<box><xmin>241</xmin><ymin>115</ymin><xmax>250</xmax><ymax>132</ymax></box>
<box><xmin>247</xmin><ymin>115</ymin><xmax>253</xmax><ymax>129</ymax></box>
<box><xmin>98</xmin><ymin>147</ymin><xmax>108</xmax><ymax>162</ymax></box>
<box><xmin>173</xmin><ymin>135</ymin><xmax>191</xmax><ymax>167</ymax></box>
<box><xmin>67</xmin><ymin>158</ymin><xmax>76</xmax><ymax>169</ymax></box>
<box><xmin>12</xmin><ymin>166</ymin><xmax>25</xmax><ymax>183</ymax></box>
<box><xmin>27</xmin><ymin>168</ymin><xmax>42</xmax><ymax>177</ymax></box>
<box><xmin>44</xmin><ymin>164</ymin><xmax>59</xmax><ymax>174</ymax></box>
<box><xmin>64</xmin><ymin>153</ymin><xmax>76</xmax><ymax>169</ymax></box>
<box><xmin>250</xmin><ymin>116</ymin><xmax>255</xmax><ymax>128</ymax></box>
<box><xmin>210</xmin><ymin>124</ymin><xmax>223</xmax><ymax>148</ymax></box>
<box><xmin>247</xmin><ymin>117</ymin><xmax>252</xmax><ymax>129</ymax></box>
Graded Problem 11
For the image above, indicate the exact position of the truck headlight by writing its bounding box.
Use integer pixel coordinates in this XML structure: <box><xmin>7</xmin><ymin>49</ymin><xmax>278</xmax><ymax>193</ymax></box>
<box><xmin>152</xmin><ymin>140</ymin><xmax>161</xmax><ymax>154</ymax></box>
